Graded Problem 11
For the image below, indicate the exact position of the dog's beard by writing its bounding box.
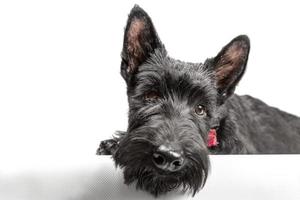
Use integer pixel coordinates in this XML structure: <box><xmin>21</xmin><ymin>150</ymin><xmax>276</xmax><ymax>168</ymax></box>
<box><xmin>113</xmin><ymin>135</ymin><xmax>210</xmax><ymax>196</ymax></box>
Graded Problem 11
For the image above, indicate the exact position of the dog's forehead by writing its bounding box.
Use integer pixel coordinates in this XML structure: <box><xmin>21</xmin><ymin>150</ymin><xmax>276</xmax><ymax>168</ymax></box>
<box><xmin>135</xmin><ymin>53</ymin><xmax>217</xmax><ymax>105</ymax></box>
<box><xmin>141</xmin><ymin>51</ymin><xmax>213</xmax><ymax>86</ymax></box>
<box><xmin>170</xmin><ymin>59</ymin><xmax>209</xmax><ymax>81</ymax></box>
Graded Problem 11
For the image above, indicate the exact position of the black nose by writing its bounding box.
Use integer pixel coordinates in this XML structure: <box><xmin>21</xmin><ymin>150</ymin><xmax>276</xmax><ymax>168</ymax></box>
<box><xmin>152</xmin><ymin>145</ymin><xmax>185</xmax><ymax>172</ymax></box>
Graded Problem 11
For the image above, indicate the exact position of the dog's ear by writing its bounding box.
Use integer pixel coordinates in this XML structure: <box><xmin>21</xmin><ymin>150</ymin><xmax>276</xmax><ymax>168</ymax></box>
<box><xmin>121</xmin><ymin>5</ymin><xmax>164</xmax><ymax>81</ymax></box>
<box><xmin>211</xmin><ymin>35</ymin><xmax>250</xmax><ymax>103</ymax></box>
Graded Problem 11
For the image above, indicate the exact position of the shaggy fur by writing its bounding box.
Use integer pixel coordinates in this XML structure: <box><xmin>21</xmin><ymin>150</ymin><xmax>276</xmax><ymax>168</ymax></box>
<box><xmin>97</xmin><ymin>5</ymin><xmax>300</xmax><ymax>197</ymax></box>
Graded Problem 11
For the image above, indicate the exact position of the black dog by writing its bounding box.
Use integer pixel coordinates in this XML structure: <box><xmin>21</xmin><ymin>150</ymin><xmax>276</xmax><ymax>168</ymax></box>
<box><xmin>97</xmin><ymin>5</ymin><xmax>300</xmax><ymax>197</ymax></box>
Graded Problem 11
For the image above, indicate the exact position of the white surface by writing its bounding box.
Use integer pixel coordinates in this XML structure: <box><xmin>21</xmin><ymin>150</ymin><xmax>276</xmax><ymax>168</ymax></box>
<box><xmin>1</xmin><ymin>155</ymin><xmax>300</xmax><ymax>200</ymax></box>
<box><xmin>0</xmin><ymin>1</ymin><xmax>300</xmax><ymax>199</ymax></box>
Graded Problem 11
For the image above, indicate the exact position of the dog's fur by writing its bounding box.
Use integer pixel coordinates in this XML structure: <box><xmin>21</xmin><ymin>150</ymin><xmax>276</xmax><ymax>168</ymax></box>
<box><xmin>97</xmin><ymin>5</ymin><xmax>300</xmax><ymax>197</ymax></box>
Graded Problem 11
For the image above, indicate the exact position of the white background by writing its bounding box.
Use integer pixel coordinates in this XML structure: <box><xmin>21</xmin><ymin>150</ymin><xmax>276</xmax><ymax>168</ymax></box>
<box><xmin>0</xmin><ymin>0</ymin><xmax>300</xmax><ymax>199</ymax></box>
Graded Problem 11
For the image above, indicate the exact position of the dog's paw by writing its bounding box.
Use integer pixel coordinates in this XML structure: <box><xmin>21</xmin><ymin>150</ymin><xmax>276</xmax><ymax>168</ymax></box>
<box><xmin>96</xmin><ymin>139</ymin><xmax>118</xmax><ymax>155</ymax></box>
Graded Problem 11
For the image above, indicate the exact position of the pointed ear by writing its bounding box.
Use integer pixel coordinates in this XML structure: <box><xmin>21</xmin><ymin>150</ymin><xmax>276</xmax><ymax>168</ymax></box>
<box><xmin>120</xmin><ymin>5</ymin><xmax>164</xmax><ymax>81</ymax></box>
<box><xmin>211</xmin><ymin>35</ymin><xmax>250</xmax><ymax>103</ymax></box>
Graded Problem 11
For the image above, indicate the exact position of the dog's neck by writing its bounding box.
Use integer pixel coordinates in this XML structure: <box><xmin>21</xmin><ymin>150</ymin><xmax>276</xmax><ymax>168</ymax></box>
<box><xmin>209</xmin><ymin>99</ymin><xmax>248</xmax><ymax>154</ymax></box>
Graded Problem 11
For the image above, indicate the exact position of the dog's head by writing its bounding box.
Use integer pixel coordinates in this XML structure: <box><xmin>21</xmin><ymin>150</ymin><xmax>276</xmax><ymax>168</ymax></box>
<box><xmin>113</xmin><ymin>5</ymin><xmax>250</xmax><ymax>196</ymax></box>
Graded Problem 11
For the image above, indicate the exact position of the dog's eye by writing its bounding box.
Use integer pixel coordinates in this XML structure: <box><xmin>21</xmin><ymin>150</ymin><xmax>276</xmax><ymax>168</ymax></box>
<box><xmin>144</xmin><ymin>91</ymin><xmax>160</xmax><ymax>102</ymax></box>
<box><xmin>195</xmin><ymin>104</ymin><xmax>206</xmax><ymax>116</ymax></box>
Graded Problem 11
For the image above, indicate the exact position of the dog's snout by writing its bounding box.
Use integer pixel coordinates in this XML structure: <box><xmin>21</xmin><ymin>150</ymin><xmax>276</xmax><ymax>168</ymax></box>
<box><xmin>152</xmin><ymin>145</ymin><xmax>185</xmax><ymax>172</ymax></box>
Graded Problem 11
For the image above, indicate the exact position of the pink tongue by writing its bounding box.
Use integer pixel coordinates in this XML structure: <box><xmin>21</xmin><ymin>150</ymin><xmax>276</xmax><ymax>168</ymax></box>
<box><xmin>207</xmin><ymin>129</ymin><xmax>218</xmax><ymax>147</ymax></box>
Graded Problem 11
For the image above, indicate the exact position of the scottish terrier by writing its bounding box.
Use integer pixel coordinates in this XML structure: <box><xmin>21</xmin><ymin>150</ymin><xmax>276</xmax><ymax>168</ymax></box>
<box><xmin>97</xmin><ymin>5</ymin><xmax>300</xmax><ymax>197</ymax></box>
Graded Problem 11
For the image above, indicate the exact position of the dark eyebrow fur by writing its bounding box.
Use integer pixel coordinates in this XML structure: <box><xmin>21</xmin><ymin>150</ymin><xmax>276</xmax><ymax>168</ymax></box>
<box><xmin>133</xmin><ymin>66</ymin><xmax>216</xmax><ymax>110</ymax></box>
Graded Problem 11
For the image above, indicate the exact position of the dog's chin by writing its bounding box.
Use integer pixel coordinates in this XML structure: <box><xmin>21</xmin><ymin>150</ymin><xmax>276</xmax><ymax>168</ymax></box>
<box><xmin>116</xmin><ymin>155</ymin><xmax>209</xmax><ymax>197</ymax></box>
